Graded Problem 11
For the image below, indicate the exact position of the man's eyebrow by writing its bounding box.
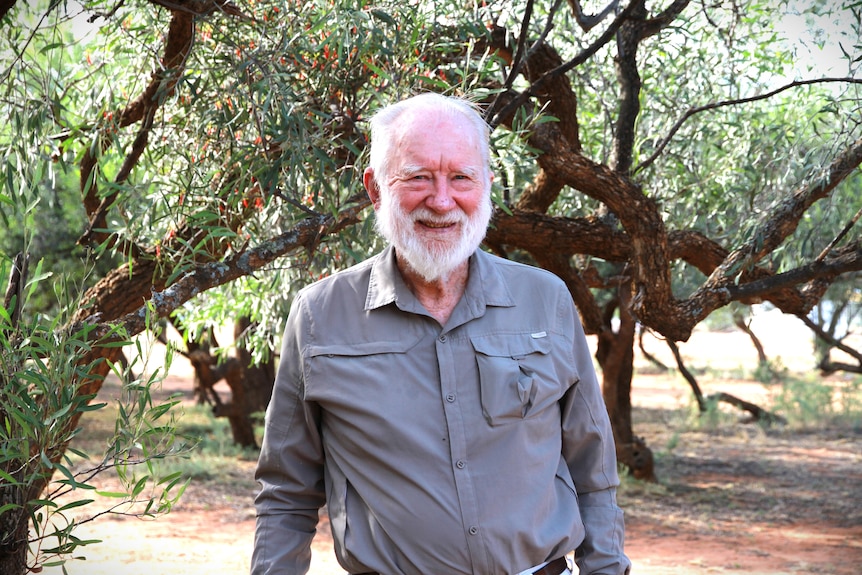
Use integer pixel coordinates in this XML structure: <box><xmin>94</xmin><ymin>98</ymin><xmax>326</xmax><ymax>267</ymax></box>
<box><xmin>393</xmin><ymin>164</ymin><xmax>425</xmax><ymax>178</ymax></box>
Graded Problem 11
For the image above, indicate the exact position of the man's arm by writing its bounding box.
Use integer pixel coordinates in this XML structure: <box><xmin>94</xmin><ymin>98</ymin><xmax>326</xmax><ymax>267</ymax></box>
<box><xmin>252</xmin><ymin>297</ymin><xmax>327</xmax><ymax>575</ymax></box>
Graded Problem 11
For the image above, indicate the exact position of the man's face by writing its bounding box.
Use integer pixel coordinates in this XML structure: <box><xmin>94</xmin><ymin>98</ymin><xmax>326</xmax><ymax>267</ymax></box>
<box><xmin>370</xmin><ymin>112</ymin><xmax>492</xmax><ymax>282</ymax></box>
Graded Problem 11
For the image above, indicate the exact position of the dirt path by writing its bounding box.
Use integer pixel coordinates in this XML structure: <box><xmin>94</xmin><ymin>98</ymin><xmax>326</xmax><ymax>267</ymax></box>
<box><xmin>42</xmin><ymin>324</ymin><xmax>862</xmax><ymax>574</ymax></box>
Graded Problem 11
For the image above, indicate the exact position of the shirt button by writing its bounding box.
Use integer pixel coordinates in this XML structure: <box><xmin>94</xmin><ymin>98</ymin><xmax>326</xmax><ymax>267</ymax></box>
<box><xmin>438</xmin><ymin>335</ymin><xmax>447</xmax><ymax>343</ymax></box>
<box><xmin>456</xmin><ymin>460</ymin><xmax>466</xmax><ymax>469</ymax></box>
<box><xmin>446</xmin><ymin>393</ymin><xmax>456</xmax><ymax>402</ymax></box>
<box><xmin>469</xmin><ymin>526</ymin><xmax>478</xmax><ymax>535</ymax></box>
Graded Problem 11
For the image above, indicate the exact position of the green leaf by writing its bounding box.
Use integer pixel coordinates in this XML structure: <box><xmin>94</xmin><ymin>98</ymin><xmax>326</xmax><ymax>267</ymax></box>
<box><xmin>30</xmin><ymin>498</ymin><xmax>59</xmax><ymax>509</ymax></box>
<box><xmin>0</xmin><ymin>503</ymin><xmax>22</xmax><ymax>514</ymax></box>
<box><xmin>40</xmin><ymin>42</ymin><xmax>65</xmax><ymax>54</ymax></box>
<box><xmin>94</xmin><ymin>490</ymin><xmax>130</xmax><ymax>498</ymax></box>
<box><xmin>147</xmin><ymin>402</ymin><xmax>174</xmax><ymax>420</ymax></box>
<box><xmin>77</xmin><ymin>401</ymin><xmax>108</xmax><ymax>412</ymax></box>
<box><xmin>53</xmin><ymin>462</ymin><xmax>77</xmax><ymax>487</ymax></box>
<box><xmin>56</xmin><ymin>499</ymin><xmax>95</xmax><ymax>513</ymax></box>
<box><xmin>156</xmin><ymin>471</ymin><xmax>184</xmax><ymax>486</ymax></box>
<box><xmin>369</xmin><ymin>9</ymin><xmax>397</xmax><ymax>26</ymax></box>
<box><xmin>132</xmin><ymin>476</ymin><xmax>149</xmax><ymax>498</ymax></box>
<box><xmin>0</xmin><ymin>469</ymin><xmax>19</xmax><ymax>484</ymax></box>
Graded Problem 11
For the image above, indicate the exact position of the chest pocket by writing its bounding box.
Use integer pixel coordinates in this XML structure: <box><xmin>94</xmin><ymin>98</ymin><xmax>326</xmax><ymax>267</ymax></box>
<box><xmin>471</xmin><ymin>333</ymin><xmax>562</xmax><ymax>426</ymax></box>
<box><xmin>303</xmin><ymin>334</ymin><xmax>425</xmax><ymax>405</ymax></box>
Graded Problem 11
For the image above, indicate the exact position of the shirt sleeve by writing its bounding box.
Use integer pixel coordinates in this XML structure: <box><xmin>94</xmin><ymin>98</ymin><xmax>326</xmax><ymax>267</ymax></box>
<box><xmin>560</xmin><ymin>299</ymin><xmax>632</xmax><ymax>575</ymax></box>
<box><xmin>251</xmin><ymin>295</ymin><xmax>327</xmax><ymax>575</ymax></box>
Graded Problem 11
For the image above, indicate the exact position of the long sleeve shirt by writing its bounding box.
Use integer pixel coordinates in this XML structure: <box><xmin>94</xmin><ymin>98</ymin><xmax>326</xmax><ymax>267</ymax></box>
<box><xmin>252</xmin><ymin>246</ymin><xmax>631</xmax><ymax>575</ymax></box>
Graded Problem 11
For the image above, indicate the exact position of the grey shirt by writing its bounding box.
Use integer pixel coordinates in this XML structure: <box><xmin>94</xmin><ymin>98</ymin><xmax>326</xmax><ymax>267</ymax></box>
<box><xmin>253</xmin><ymin>246</ymin><xmax>630</xmax><ymax>575</ymax></box>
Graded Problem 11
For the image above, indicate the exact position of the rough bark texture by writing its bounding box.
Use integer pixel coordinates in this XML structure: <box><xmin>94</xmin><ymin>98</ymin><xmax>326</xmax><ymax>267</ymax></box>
<box><xmin>596</xmin><ymin>282</ymin><xmax>656</xmax><ymax>481</ymax></box>
<box><xmin>0</xmin><ymin>254</ymin><xmax>29</xmax><ymax>575</ymax></box>
<box><xmin>0</xmin><ymin>0</ymin><xmax>17</xmax><ymax>20</ymax></box>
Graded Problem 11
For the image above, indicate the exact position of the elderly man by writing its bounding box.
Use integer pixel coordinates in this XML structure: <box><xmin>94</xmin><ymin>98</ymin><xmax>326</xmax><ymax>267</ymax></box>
<box><xmin>252</xmin><ymin>92</ymin><xmax>630</xmax><ymax>575</ymax></box>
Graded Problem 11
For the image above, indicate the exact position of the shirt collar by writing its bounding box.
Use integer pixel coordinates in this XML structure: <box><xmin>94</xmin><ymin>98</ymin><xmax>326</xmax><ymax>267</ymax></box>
<box><xmin>365</xmin><ymin>245</ymin><xmax>515</xmax><ymax>317</ymax></box>
<box><xmin>365</xmin><ymin>245</ymin><xmax>403</xmax><ymax>311</ymax></box>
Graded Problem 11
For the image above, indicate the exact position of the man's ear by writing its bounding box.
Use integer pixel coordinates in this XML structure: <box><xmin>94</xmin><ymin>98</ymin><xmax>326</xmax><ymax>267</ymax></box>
<box><xmin>363</xmin><ymin>168</ymin><xmax>381</xmax><ymax>209</ymax></box>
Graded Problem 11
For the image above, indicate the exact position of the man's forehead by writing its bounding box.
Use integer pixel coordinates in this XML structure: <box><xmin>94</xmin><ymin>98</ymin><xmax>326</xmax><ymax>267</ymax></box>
<box><xmin>395</xmin><ymin>162</ymin><xmax>481</xmax><ymax>176</ymax></box>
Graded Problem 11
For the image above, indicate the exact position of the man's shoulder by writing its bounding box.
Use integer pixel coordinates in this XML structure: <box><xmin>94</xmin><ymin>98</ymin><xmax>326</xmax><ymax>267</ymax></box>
<box><xmin>479</xmin><ymin>249</ymin><xmax>565</xmax><ymax>288</ymax></box>
<box><xmin>296</xmin><ymin>253</ymin><xmax>378</xmax><ymax>300</ymax></box>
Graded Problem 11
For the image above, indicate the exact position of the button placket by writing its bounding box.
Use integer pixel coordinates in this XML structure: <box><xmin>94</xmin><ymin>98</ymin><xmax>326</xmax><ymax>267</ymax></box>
<box><xmin>436</xmin><ymin>327</ymin><xmax>486</xmax><ymax>570</ymax></box>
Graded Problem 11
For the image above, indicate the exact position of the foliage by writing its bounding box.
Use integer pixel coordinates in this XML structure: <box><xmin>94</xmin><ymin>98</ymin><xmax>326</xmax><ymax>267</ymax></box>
<box><xmin>773</xmin><ymin>374</ymin><xmax>862</xmax><ymax>429</ymax></box>
<box><xmin>809</xmin><ymin>275</ymin><xmax>862</xmax><ymax>358</ymax></box>
<box><xmin>752</xmin><ymin>357</ymin><xmax>789</xmax><ymax>384</ymax></box>
<box><xmin>0</xmin><ymin>244</ymin><xmax>191</xmax><ymax>571</ymax></box>
<box><xmin>2</xmin><ymin>0</ymin><xmax>859</xmax><ymax>348</ymax></box>
<box><xmin>151</xmin><ymin>403</ymin><xmax>259</xmax><ymax>483</ymax></box>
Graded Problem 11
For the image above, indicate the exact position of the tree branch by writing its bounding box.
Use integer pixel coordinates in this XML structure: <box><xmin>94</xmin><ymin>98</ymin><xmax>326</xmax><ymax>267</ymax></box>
<box><xmin>80</xmin><ymin>10</ymin><xmax>196</xmax><ymax>247</ymax></box>
<box><xmin>704</xmin><ymin>137</ymin><xmax>862</xmax><ymax>288</ymax></box>
<box><xmin>724</xmin><ymin>242</ymin><xmax>862</xmax><ymax>301</ymax></box>
<box><xmin>640</xmin><ymin>0</ymin><xmax>690</xmax><ymax>39</ymax></box>
<box><xmin>146</xmin><ymin>0</ymin><xmax>249</xmax><ymax>18</ymax></box>
<box><xmin>635</xmin><ymin>78</ymin><xmax>862</xmax><ymax>174</ymax></box>
<box><xmin>816</xmin><ymin>205</ymin><xmax>862</xmax><ymax>263</ymax></box>
<box><xmin>609</xmin><ymin>0</ymin><xmax>646</xmax><ymax>174</ymax></box>
<box><xmin>484</xmin><ymin>0</ymin><xmax>566</xmax><ymax>128</ymax></box>
<box><xmin>2</xmin><ymin>252</ymin><xmax>28</xmax><ymax>329</ymax></box>
<box><xmin>796</xmin><ymin>312</ymin><xmax>862</xmax><ymax>368</ymax></box>
<box><xmin>566</xmin><ymin>0</ymin><xmax>619</xmax><ymax>31</ymax></box>
<box><xmin>487</xmin><ymin>0</ymin><xmax>640</xmax><ymax>129</ymax></box>
<box><xmin>89</xmin><ymin>0</ymin><xmax>127</xmax><ymax>22</ymax></box>
<box><xmin>706</xmin><ymin>392</ymin><xmax>787</xmax><ymax>425</ymax></box>
<box><xmin>87</xmin><ymin>198</ymin><xmax>370</xmax><ymax>338</ymax></box>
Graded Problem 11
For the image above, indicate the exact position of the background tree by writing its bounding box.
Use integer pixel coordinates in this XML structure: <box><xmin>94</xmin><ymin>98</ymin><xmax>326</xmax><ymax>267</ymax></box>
<box><xmin>1</xmin><ymin>0</ymin><xmax>861</xmax><ymax>569</ymax></box>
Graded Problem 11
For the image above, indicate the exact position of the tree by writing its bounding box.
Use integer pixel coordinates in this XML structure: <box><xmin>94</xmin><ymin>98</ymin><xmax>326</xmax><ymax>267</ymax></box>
<box><xmin>1</xmin><ymin>0</ymin><xmax>861</xmax><ymax>568</ymax></box>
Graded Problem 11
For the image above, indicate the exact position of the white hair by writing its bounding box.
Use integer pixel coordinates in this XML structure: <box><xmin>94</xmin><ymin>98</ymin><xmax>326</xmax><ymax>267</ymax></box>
<box><xmin>366</xmin><ymin>92</ymin><xmax>492</xmax><ymax>188</ymax></box>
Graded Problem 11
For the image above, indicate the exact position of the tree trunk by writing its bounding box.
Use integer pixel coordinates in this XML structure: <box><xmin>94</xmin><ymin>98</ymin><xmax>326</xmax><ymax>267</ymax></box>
<box><xmin>234</xmin><ymin>317</ymin><xmax>274</xmax><ymax>418</ymax></box>
<box><xmin>185</xmin><ymin>317</ymin><xmax>274</xmax><ymax>448</ymax></box>
<box><xmin>596</xmin><ymin>281</ymin><xmax>656</xmax><ymax>482</ymax></box>
<box><xmin>0</xmin><ymin>477</ymin><xmax>27</xmax><ymax>575</ymax></box>
<box><xmin>1</xmin><ymin>254</ymin><xmax>30</xmax><ymax>574</ymax></box>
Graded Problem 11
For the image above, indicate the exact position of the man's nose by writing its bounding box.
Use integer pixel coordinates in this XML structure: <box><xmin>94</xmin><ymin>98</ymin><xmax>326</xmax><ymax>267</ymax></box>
<box><xmin>426</xmin><ymin>178</ymin><xmax>456</xmax><ymax>212</ymax></box>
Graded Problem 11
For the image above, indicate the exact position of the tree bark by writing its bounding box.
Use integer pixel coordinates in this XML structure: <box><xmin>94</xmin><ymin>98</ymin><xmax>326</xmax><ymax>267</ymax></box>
<box><xmin>0</xmin><ymin>471</ymin><xmax>27</xmax><ymax>575</ymax></box>
<box><xmin>0</xmin><ymin>0</ymin><xmax>17</xmax><ymax>21</ymax></box>
<box><xmin>596</xmin><ymin>280</ymin><xmax>656</xmax><ymax>481</ymax></box>
<box><xmin>0</xmin><ymin>254</ymin><xmax>29</xmax><ymax>575</ymax></box>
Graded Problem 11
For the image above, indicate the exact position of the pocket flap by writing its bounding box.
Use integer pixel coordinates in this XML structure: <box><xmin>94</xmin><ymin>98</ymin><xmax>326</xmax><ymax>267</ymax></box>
<box><xmin>308</xmin><ymin>335</ymin><xmax>422</xmax><ymax>358</ymax></box>
<box><xmin>470</xmin><ymin>332</ymin><xmax>552</xmax><ymax>358</ymax></box>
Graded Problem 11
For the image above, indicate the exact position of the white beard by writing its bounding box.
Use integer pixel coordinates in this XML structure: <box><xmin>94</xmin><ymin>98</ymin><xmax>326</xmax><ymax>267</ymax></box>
<box><xmin>375</xmin><ymin>190</ymin><xmax>492</xmax><ymax>282</ymax></box>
